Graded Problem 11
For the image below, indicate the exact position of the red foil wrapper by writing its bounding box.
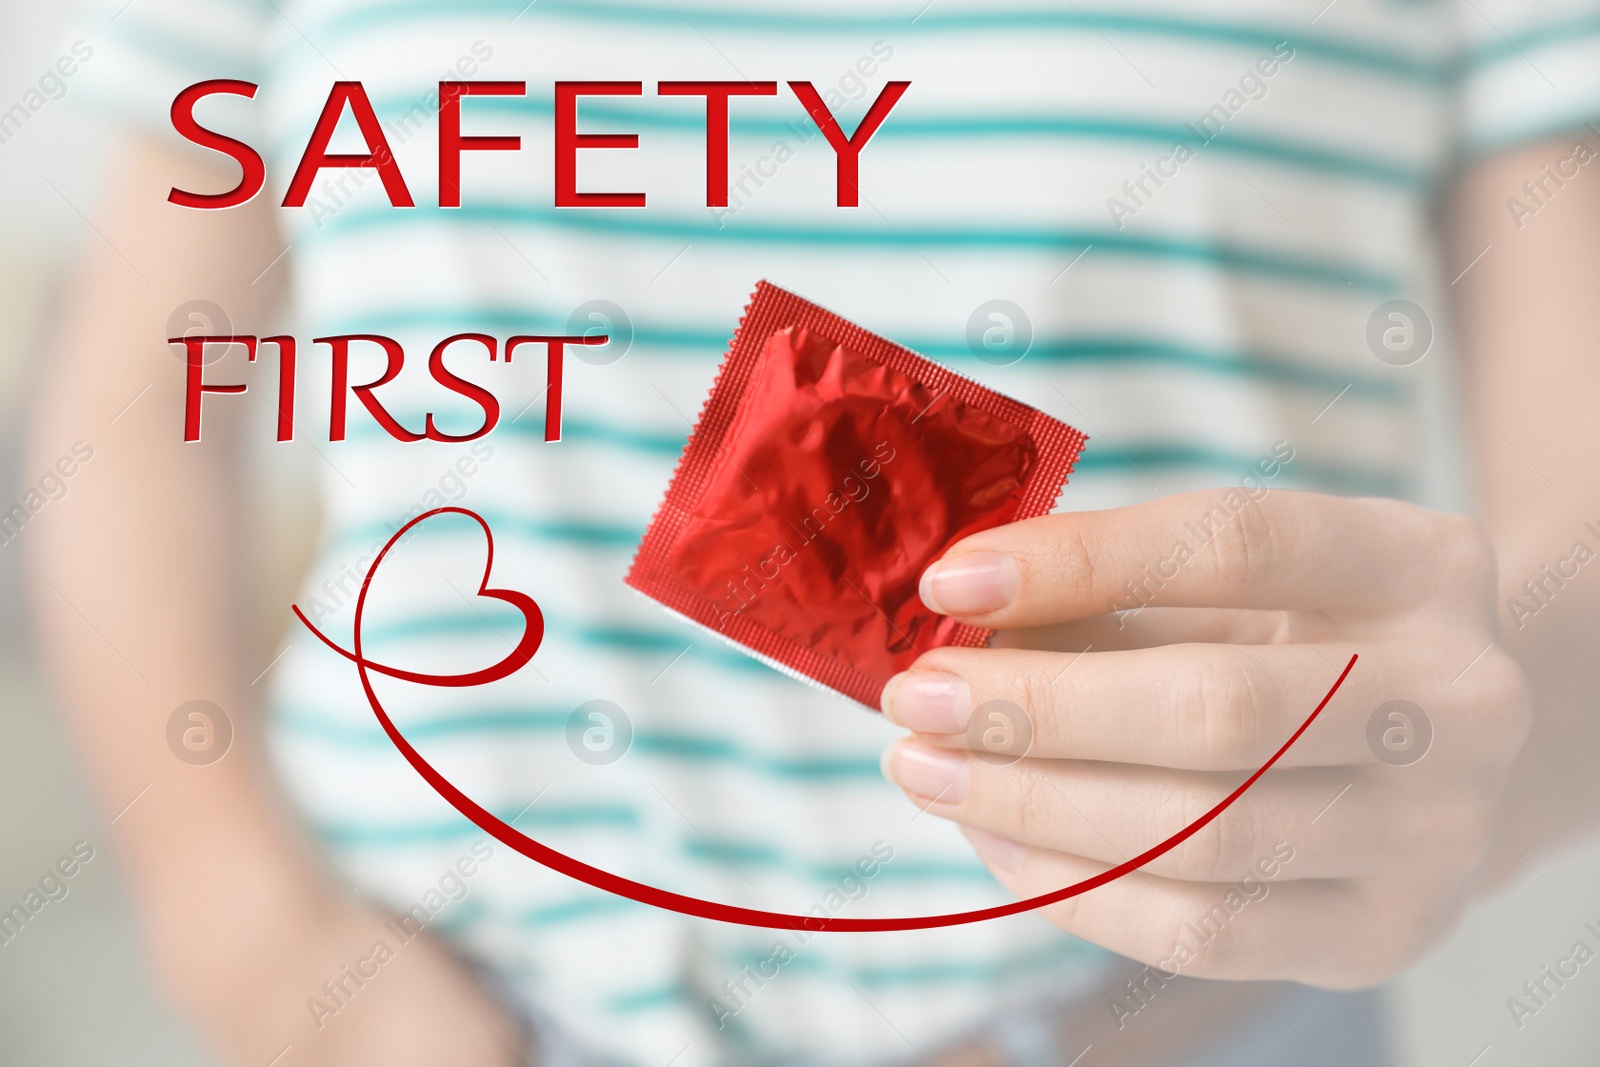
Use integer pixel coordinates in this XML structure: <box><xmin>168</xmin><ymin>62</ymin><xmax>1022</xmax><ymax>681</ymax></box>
<box><xmin>626</xmin><ymin>282</ymin><xmax>1087</xmax><ymax>709</ymax></box>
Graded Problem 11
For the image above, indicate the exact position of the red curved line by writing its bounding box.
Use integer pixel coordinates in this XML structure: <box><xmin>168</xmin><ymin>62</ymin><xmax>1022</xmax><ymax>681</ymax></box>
<box><xmin>305</xmin><ymin>507</ymin><xmax>1358</xmax><ymax>933</ymax></box>
<box><xmin>294</xmin><ymin>508</ymin><xmax>543</xmax><ymax>689</ymax></box>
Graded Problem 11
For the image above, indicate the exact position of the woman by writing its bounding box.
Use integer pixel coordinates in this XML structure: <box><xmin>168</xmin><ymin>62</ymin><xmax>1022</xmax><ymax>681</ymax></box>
<box><xmin>30</xmin><ymin>1</ymin><xmax>1600</xmax><ymax>1064</ymax></box>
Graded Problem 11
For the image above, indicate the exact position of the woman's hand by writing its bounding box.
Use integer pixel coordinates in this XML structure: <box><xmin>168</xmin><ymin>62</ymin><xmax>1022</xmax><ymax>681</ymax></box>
<box><xmin>879</xmin><ymin>488</ymin><xmax>1531</xmax><ymax>989</ymax></box>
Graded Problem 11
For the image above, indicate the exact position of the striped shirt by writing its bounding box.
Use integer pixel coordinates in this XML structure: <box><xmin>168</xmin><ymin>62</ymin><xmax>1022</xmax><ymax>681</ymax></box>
<box><xmin>77</xmin><ymin>1</ymin><xmax>1600</xmax><ymax>1064</ymax></box>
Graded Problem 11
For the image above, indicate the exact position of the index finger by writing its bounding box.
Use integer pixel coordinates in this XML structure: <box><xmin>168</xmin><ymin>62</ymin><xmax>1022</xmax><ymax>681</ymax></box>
<box><xmin>917</xmin><ymin>488</ymin><xmax>1481</xmax><ymax>629</ymax></box>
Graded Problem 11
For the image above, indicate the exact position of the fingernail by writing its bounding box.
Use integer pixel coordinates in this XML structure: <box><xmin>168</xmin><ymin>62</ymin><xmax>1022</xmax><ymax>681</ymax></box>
<box><xmin>919</xmin><ymin>552</ymin><xmax>1019</xmax><ymax>615</ymax></box>
<box><xmin>880</xmin><ymin>671</ymin><xmax>972</xmax><ymax>733</ymax></box>
<box><xmin>962</xmin><ymin>827</ymin><xmax>1026</xmax><ymax>874</ymax></box>
<box><xmin>881</xmin><ymin>739</ymin><xmax>970</xmax><ymax>804</ymax></box>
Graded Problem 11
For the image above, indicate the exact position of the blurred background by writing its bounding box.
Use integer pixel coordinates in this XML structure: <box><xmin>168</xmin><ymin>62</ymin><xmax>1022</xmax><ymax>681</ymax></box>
<box><xmin>2</xmin><ymin>2</ymin><xmax>1598</xmax><ymax>1064</ymax></box>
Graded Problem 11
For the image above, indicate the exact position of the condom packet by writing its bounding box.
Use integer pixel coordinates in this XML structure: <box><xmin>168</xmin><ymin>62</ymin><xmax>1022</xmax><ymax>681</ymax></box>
<box><xmin>625</xmin><ymin>281</ymin><xmax>1087</xmax><ymax>709</ymax></box>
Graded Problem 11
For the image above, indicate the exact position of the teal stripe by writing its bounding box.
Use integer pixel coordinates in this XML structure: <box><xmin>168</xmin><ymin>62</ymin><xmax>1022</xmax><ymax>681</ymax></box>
<box><xmin>637</xmin><ymin>734</ymin><xmax>879</xmax><ymax>779</ymax></box>
<box><xmin>1463</xmin><ymin>13</ymin><xmax>1600</xmax><ymax>68</ymax></box>
<box><xmin>329</xmin><ymin>512</ymin><xmax>642</xmax><ymax>561</ymax></box>
<box><xmin>324</xmin><ymin>508</ymin><xmax>643</xmax><ymax>559</ymax></box>
<box><xmin>520</xmin><ymin>896</ymin><xmax>639</xmax><ymax>925</ymax></box>
<box><xmin>108</xmin><ymin>11</ymin><xmax>262</xmax><ymax>76</ymax></box>
<box><xmin>275</xmin><ymin>707</ymin><xmax>886</xmax><ymax>780</ymax></box>
<box><xmin>532</xmin><ymin>415</ymin><xmax>683</xmax><ymax>457</ymax></box>
<box><xmin>305</xmin><ymin>0</ymin><xmax>1450</xmax><ymax>85</ymax></box>
<box><xmin>1081</xmin><ymin>443</ymin><xmax>1404</xmax><ymax>497</ymax></box>
<box><xmin>335</xmin><ymin>415</ymin><xmax>1404</xmax><ymax>497</ymax></box>
<box><xmin>316</xmin><ymin>814</ymin><xmax>997</xmax><ymax>885</ymax></box>
<box><xmin>488</xmin><ymin>887</ymin><xmax>1095</xmax><ymax>935</ymax></box>
<box><xmin>604</xmin><ymin>980</ymin><xmax>694</xmax><ymax>1016</ymax></box>
<box><xmin>345</xmin><ymin>90</ymin><xmax>1425</xmax><ymax>191</ymax></box>
<box><xmin>423</xmin><ymin>905</ymin><xmax>479</xmax><ymax>936</ymax></box>
<box><xmin>340</xmin><ymin>409</ymin><xmax>679</xmax><ymax>452</ymax></box>
<box><xmin>317</xmin><ymin>305</ymin><xmax>1403</xmax><ymax>402</ymax></box>
<box><xmin>842</xmin><ymin>115</ymin><xmax>1427</xmax><ymax>189</ymax></box>
<box><xmin>610</xmin><ymin>984</ymin><xmax>682</xmax><ymax>1012</ymax></box>
<box><xmin>684</xmin><ymin>839</ymin><xmax>784</xmax><ymax>866</ymax></box>
<box><xmin>279</xmin><ymin>706</ymin><xmax>569</xmax><ymax>743</ymax></box>
<box><xmin>314</xmin><ymin>803</ymin><xmax>638</xmax><ymax>845</ymax></box>
<box><xmin>679</xmin><ymin>839</ymin><xmax>993</xmax><ymax>883</ymax></box>
<box><xmin>723</xmin><ymin>939</ymin><xmax>1099</xmax><ymax>987</ymax></box>
<box><xmin>314</xmin><ymin>205</ymin><xmax>1398</xmax><ymax>293</ymax></box>
<box><xmin>607</xmin><ymin>939</ymin><xmax>1105</xmax><ymax>1014</ymax></box>
<box><xmin>1461</xmin><ymin>113</ymin><xmax>1600</xmax><ymax>160</ymax></box>
<box><xmin>343</xmin><ymin>610</ymin><xmax>773</xmax><ymax>674</ymax></box>
<box><xmin>1030</xmin><ymin>337</ymin><xmax>1400</xmax><ymax>397</ymax></box>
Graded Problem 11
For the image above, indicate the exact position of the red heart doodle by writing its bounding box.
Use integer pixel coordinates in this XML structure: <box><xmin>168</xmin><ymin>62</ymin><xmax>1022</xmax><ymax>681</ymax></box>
<box><xmin>296</xmin><ymin>506</ymin><xmax>1358</xmax><ymax>933</ymax></box>
<box><xmin>294</xmin><ymin>508</ymin><xmax>542</xmax><ymax>688</ymax></box>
